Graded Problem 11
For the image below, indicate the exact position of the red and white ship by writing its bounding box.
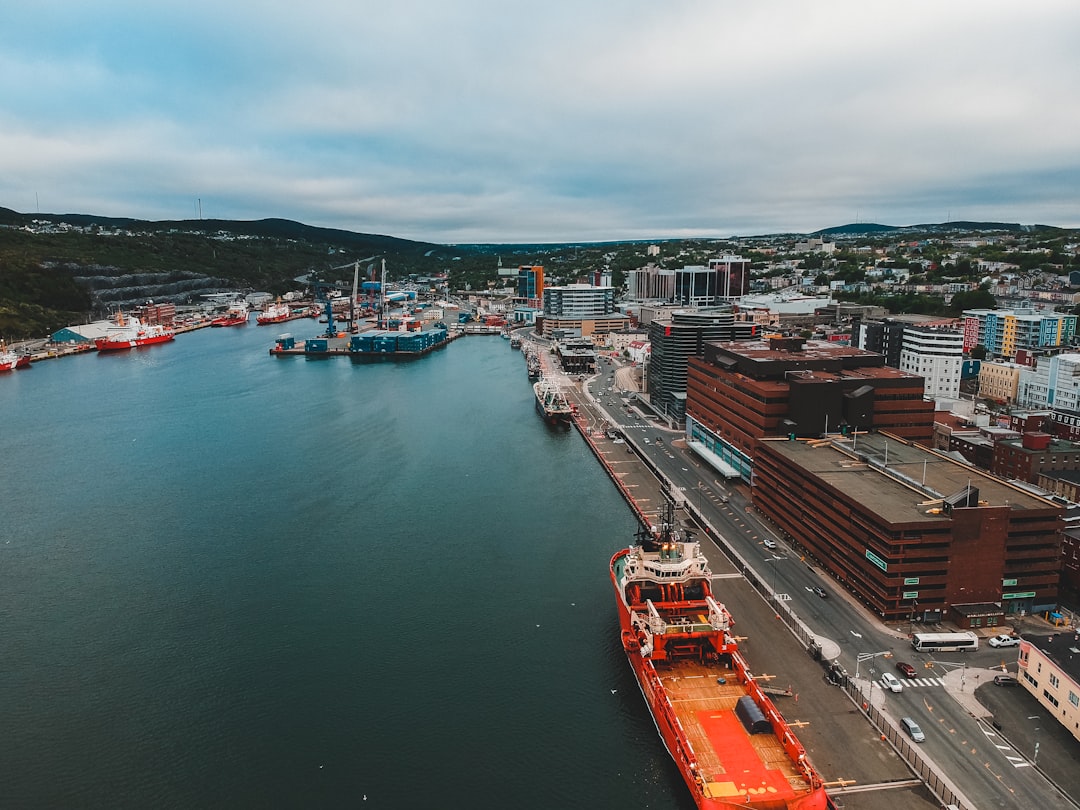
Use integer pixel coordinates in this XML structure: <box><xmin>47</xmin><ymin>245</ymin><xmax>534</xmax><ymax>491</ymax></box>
<box><xmin>211</xmin><ymin>302</ymin><xmax>250</xmax><ymax>327</ymax></box>
<box><xmin>610</xmin><ymin>512</ymin><xmax>829</xmax><ymax>809</ymax></box>
<box><xmin>0</xmin><ymin>344</ymin><xmax>31</xmax><ymax>372</ymax></box>
<box><xmin>94</xmin><ymin>312</ymin><xmax>175</xmax><ymax>352</ymax></box>
<box><xmin>256</xmin><ymin>299</ymin><xmax>291</xmax><ymax>325</ymax></box>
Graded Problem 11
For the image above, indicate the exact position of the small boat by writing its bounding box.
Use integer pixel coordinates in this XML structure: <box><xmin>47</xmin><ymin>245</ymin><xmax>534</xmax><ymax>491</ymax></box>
<box><xmin>256</xmin><ymin>298</ymin><xmax>291</xmax><ymax>325</ymax></box>
<box><xmin>94</xmin><ymin>312</ymin><xmax>175</xmax><ymax>352</ymax></box>
<box><xmin>610</xmin><ymin>509</ymin><xmax>829</xmax><ymax>809</ymax></box>
<box><xmin>211</xmin><ymin>302</ymin><xmax>250</xmax><ymax>327</ymax></box>
<box><xmin>0</xmin><ymin>343</ymin><xmax>31</xmax><ymax>372</ymax></box>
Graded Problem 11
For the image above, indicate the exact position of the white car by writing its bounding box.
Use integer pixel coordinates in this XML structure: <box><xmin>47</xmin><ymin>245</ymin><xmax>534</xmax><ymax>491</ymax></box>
<box><xmin>988</xmin><ymin>634</ymin><xmax>1020</xmax><ymax>648</ymax></box>
<box><xmin>880</xmin><ymin>672</ymin><xmax>903</xmax><ymax>693</ymax></box>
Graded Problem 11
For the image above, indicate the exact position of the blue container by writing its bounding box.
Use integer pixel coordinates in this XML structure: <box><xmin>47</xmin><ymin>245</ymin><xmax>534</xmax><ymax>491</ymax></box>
<box><xmin>374</xmin><ymin>335</ymin><xmax>398</xmax><ymax>353</ymax></box>
<box><xmin>306</xmin><ymin>338</ymin><xmax>328</xmax><ymax>353</ymax></box>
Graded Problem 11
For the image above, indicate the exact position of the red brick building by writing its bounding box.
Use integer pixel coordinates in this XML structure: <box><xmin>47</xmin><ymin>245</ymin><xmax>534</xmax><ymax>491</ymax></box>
<box><xmin>992</xmin><ymin>432</ymin><xmax>1080</xmax><ymax>484</ymax></box>
<box><xmin>752</xmin><ymin>433</ymin><xmax>1062</xmax><ymax>623</ymax></box>
<box><xmin>684</xmin><ymin>337</ymin><xmax>934</xmax><ymax>476</ymax></box>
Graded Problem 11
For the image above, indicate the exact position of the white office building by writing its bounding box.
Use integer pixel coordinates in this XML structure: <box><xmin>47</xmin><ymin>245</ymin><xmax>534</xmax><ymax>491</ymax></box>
<box><xmin>898</xmin><ymin>326</ymin><xmax>963</xmax><ymax>400</ymax></box>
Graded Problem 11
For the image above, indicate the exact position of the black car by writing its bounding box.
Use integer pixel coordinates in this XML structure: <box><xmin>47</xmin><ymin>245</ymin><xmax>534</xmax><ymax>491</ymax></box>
<box><xmin>993</xmin><ymin>675</ymin><xmax>1020</xmax><ymax>687</ymax></box>
<box><xmin>812</xmin><ymin>586</ymin><xmax>828</xmax><ymax>599</ymax></box>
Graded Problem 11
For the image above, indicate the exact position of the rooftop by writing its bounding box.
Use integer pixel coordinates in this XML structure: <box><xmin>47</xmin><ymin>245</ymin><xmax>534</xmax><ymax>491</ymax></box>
<box><xmin>760</xmin><ymin>432</ymin><xmax>1056</xmax><ymax>525</ymax></box>
<box><xmin>998</xmin><ymin>437</ymin><xmax>1080</xmax><ymax>454</ymax></box>
<box><xmin>1025</xmin><ymin>631</ymin><xmax>1080</xmax><ymax>683</ymax></box>
<box><xmin>710</xmin><ymin>337</ymin><xmax>881</xmax><ymax>363</ymax></box>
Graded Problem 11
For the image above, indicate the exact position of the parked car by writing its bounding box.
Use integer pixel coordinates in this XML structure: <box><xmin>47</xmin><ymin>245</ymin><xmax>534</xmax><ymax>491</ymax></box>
<box><xmin>895</xmin><ymin>662</ymin><xmax>917</xmax><ymax>679</ymax></box>
<box><xmin>881</xmin><ymin>672</ymin><xmax>903</xmax><ymax>693</ymax></box>
<box><xmin>993</xmin><ymin>675</ymin><xmax>1020</xmax><ymax>687</ymax></box>
<box><xmin>988</xmin><ymin>634</ymin><xmax>1020</xmax><ymax>648</ymax></box>
<box><xmin>812</xmin><ymin>586</ymin><xmax>828</xmax><ymax>599</ymax></box>
<box><xmin>901</xmin><ymin>717</ymin><xmax>925</xmax><ymax>742</ymax></box>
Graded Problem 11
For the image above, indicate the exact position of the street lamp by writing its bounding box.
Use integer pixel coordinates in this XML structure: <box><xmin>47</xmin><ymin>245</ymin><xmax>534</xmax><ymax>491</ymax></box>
<box><xmin>855</xmin><ymin>650</ymin><xmax>892</xmax><ymax>679</ymax></box>
<box><xmin>1028</xmin><ymin>716</ymin><xmax>1041</xmax><ymax>766</ymax></box>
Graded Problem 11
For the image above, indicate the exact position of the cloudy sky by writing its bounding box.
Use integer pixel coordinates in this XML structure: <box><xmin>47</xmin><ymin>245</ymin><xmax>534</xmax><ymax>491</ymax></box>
<box><xmin>2</xmin><ymin>1</ymin><xmax>1078</xmax><ymax>243</ymax></box>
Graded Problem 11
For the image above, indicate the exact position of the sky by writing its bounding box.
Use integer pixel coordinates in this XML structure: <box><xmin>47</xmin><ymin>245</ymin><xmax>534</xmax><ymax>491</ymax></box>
<box><xmin>2</xmin><ymin>1</ymin><xmax>1079</xmax><ymax>244</ymax></box>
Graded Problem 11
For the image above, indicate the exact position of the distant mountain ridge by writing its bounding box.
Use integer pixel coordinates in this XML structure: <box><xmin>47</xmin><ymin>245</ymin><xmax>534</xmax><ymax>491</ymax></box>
<box><xmin>2</xmin><ymin>206</ymin><xmax>1066</xmax><ymax>248</ymax></box>
<box><xmin>0</xmin><ymin>207</ymin><xmax>454</xmax><ymax>257</ymax></box>
<box><xmin>811</xmin><ymin>221</ymin><xmax>1061</xmax><ymax>237</ymax></box>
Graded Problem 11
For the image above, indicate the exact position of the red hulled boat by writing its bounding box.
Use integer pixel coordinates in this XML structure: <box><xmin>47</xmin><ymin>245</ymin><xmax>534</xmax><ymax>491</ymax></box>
<box><xmin>610</xmin><ymin>512</ymin><xmax>830</xmax><ymax>809</ymax></box>
<box><xmin>211</xmin><ymin>302</ymin><xmax>250</xmax><ymax>327</ymax></box>
<box><xmin>256</xmin><ymin>299</ymin><xmax>290</xmax><ymax>325</ymax></box>
<box><xmin>0</xmin><ymin>344</ymin><xmax>31</xmax><ymax>371</ymax></box>
<box><xmin>94</xmin><ymin>312</ymin><xmax>175</xmax><ymax>352</ymax></box>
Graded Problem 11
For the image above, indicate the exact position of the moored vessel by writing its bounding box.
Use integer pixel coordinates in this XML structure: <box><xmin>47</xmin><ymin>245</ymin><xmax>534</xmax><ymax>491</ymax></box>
<box><xmin>0</xmin><ymin>343</ymin><xmax>31</xmax><ymax>372</ymax></box>
<box><xmin>256</xmin><ymin>298</ymin><xmax>291</xmax><ymax>325</ymax></box>
<box><xmin>211</xmin><ymin>302</ymin><xmax>250</xmax><ymax>327</ymax></box>
<box><xmin>610</xmin><ymin>513</ymin><xmax>829</xmax><ymax>809</ymax></box>
<box><xmin>533</xmin><ymin>377</ymin><xmax>573</xmax><ymax>424</ymax></box>
<box><xmin>94</xmin><ymin>313</ymin><xmax>175</xmax><ymax>352</ymax></box>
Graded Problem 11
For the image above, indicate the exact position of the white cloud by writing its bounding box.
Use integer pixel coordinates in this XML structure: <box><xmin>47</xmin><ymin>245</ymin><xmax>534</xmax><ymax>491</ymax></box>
<box><xmin>1</xmin><ymin>0</ymin><xmax>1078</xmax><ymax>241</ymax></box>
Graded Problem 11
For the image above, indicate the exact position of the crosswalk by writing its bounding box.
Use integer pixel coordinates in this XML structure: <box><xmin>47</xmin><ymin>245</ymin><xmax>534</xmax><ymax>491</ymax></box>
<box><xmin>882</xmin><ymin>677</ymin><xmax>944</xmax><ymax>688</ymax></box>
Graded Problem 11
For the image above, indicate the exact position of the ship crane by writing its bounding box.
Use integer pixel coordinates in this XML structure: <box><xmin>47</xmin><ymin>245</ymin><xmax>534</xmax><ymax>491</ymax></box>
<box><xmin>308</xmin><ymin>271</ymin><xmax>344</xmax><ymax>337</ymax></box>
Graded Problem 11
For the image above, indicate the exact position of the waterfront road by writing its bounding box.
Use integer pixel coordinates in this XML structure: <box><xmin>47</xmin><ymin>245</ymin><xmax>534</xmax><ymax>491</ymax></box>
<box><xmin>563</xmin><ymin>361</ymin><xmax>1080</xmax><ymax>810</ymax></box>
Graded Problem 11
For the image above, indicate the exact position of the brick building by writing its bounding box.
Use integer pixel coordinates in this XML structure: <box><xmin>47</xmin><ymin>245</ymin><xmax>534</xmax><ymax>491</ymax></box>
<box><xmin>684</xmin><ymin>337</ymin><xmax>934</xmax><ymax>479</ymax></box>
<box><xmin>752</xmin><ymin>433</ymin><xmax>1062</xmax><ymax>623</ymax></box>
<box><xmin>992</xmin><ymin>433</ymin><xmax>1080</xmax><ymax>484</ymax></box>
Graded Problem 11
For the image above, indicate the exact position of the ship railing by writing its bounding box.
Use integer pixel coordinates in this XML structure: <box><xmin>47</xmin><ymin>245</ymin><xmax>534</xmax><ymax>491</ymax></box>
<box><xmin>705</xmin><ymin>596</ymin><xmax>730</xmax><ymax>631</ymax></box>
<box><xmin>643</xmin><ymin>600</ymin><xmax>667</xmax><ymax>635</ymax></box>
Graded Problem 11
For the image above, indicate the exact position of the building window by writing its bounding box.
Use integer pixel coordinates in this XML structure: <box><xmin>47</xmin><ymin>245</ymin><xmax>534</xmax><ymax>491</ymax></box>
<box><xmin>1050</xmin><ymin>673</ymin><xmax>1060</xmax><ymax>688</ymax></box>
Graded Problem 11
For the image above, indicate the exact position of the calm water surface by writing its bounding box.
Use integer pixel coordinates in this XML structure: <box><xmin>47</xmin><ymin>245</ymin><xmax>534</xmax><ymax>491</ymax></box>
<box><xmin>0</xmin><ymin>324</ymin><xmax>692</xmax><ymax>809</ymax></box>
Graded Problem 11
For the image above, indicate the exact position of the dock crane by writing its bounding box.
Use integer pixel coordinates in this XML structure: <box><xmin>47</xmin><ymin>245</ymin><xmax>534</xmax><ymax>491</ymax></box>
<box><xmin>308</xmin><ymin>272</ymin><xmax>341</xmax><ymax>337</ymax></box>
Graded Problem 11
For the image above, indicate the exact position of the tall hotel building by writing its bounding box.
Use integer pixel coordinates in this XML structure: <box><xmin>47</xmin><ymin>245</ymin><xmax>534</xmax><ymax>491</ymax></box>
<box><xmin>646</xmin><ymin>310</ymin><xmax>756</xmax><ymax>422</ymax></box>
<box><xmin>539</xmin><ymin>284</ymin><xmax>627</xmax><ymax>338</ymax></box>
<box><xmin>628</xmin><ymin>257</ymin><xmax>750</xmax><ymax>305</ymax></box>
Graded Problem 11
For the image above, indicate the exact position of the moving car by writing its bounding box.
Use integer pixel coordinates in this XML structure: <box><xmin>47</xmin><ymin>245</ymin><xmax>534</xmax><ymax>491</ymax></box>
<box><xmin>901</xmin><ymin>717</ymin><xmax>925</xmax><ymax>742</ymax></box>
<box><xmin>881</xmin><ymin>672</ymin><xmax>903</xmax><ymax>693</ymax></box>
<box><xmin>988</xmin><ymin>634</ymin><xmax>1020</xmax><ymax>648</ymax></box>
<box><xmin>762</xmin><ymin>537</ymin><xmax>777</xmax><ymax>550</ymax></box>
<box><xmin>812</xmin><ymin>586</ymin><xmax>828</xmax><ymax>599</ymax></box>
<box><xmin>895</xmin><ymin>661</ymin><xmax>917</xmax><ymax>679</ymax></box>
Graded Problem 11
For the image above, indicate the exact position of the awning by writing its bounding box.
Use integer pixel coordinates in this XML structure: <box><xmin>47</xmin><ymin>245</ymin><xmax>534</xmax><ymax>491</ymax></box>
<box><xmin>687</xmin><ymin>440</ymin><xmax>742</xmax><ymax>479</ymax></box>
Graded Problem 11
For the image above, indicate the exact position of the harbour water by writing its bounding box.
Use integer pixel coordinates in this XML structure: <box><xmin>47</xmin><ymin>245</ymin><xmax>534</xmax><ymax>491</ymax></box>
<box><xmin>0</xmin><ymin>324</ymin><xmax>693</xmax><ymax>809</ymax></box>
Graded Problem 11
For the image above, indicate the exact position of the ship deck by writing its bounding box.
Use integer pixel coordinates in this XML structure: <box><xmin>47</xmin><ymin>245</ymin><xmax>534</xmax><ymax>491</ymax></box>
<box><xmin>653</xmin><ymin>658</ymin><xmax>814</xmax><ymax>804</ymax></box>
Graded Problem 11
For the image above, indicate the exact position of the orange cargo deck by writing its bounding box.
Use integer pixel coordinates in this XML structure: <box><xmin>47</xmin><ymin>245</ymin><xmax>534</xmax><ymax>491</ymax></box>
<box><xmin>653</xmin><ymin>658</ymin><xmax>815</xmax><ymax>804</ymax></box>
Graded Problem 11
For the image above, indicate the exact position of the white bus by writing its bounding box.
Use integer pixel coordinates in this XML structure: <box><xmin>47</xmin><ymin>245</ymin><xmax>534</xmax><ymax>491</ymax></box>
<box><xmin>911</xmin><ymin>631</ymin><xmax>979</xmax><ymax>652</ymax></box>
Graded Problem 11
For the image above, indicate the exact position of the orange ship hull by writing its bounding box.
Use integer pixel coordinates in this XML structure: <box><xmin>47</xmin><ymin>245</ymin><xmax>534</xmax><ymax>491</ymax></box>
<box><xmin>611</xmin><ymin>544</ymin><xmax>830</xmax><ymax>809</ymax></box>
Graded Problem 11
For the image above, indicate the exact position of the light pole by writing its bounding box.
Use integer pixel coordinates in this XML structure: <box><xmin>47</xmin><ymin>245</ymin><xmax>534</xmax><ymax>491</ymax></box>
<box><xmin>1028</xmin><ymin>716</ymin><xmax>1041</xmax><ymax>766</ymax></box>
<box><xmin>855</xmin><ymin>650</ymin><xmax>892</xmax><ymax>679</ymax></box>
